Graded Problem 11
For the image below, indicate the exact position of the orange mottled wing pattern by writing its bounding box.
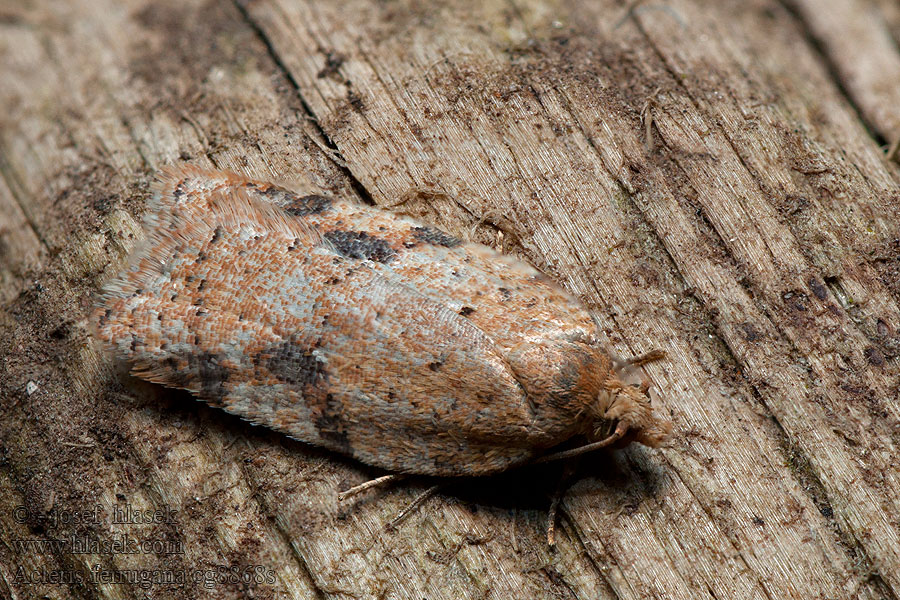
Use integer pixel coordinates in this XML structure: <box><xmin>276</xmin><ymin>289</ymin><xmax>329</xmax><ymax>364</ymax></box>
<box><xmin>93</xmin><ymin>166</ymin><xmax>631</xmax><ymax>475</ymax></box>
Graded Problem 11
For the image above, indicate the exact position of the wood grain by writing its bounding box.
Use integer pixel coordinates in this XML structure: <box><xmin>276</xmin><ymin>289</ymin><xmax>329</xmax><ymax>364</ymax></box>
<box><xmin>1</xmin><ymin>0</ymin><xmax>899</xmax><ymax>598</ymax></box>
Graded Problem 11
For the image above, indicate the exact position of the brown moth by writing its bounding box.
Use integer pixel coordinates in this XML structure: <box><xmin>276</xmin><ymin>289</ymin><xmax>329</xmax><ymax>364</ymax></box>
<box><xmin>92</xmin><ymin>166</ymin><xmax>672</xmax><ymax>481</ymax></box>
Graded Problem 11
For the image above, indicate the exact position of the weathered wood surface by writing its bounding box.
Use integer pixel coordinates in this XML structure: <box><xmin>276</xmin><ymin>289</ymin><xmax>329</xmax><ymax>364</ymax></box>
<box><xmin>2</xmin><ymin>0</ymin><xmax>899</xmax><ymax>598</ymax></box>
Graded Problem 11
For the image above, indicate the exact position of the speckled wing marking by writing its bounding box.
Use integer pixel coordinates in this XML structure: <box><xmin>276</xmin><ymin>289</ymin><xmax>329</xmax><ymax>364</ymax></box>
<box><xmin>152</xmin><ymin>166</ymin><xmax>605</xmax><ymax>419</ymax></box>
<box><xmin>93</xmin><ymin>183</ymin><xmax>558</xmax><ymax>475</ymax></box>
<box><xmin>152</xmin><ymin>165</ymin><xmax>600</xmax><ymax>352</ymax></box>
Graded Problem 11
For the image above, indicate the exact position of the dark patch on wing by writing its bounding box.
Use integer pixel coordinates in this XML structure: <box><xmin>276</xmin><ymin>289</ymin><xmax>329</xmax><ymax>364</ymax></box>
<box><xmin>158</xmin><ymin>356</ymin><xmax>190</xmax><ymax>388</ymax></box>
<box><xmin>259</xmin><ymin>338</ymin><xmax>328</xmax><ymax>387</ymax></box>
<box><xmin>458</xmin><ymin>306</ymin><xmax>475</xmax><ymax>316</ymax></box>
<box><xmin>245</xmin><ymin>182</ymin><xmax>332</xmax><ymax>216</ymax></box>
<box><xmin>194</xmin><ymin>352</ymin><xmax>231</xmax><ymax>401</ymax></box>
<box><xmin>283</xmin><ymin>193</ymin><xmax>332</xmax><ymax>217</ymax></box>
<box><xmin>411</xmin><ymin>225</ymin><xmax>462</xmax><ymax>248</ymax></box>
<box><xmin>553</xmin><ymin>360</ymin><xmax>580</xmax><ymax>400</ymax></box>
<box><xmin>549</xmin><ymin>348</ymin><xmax>594</xmax><ymax>409</ymax></box>
<box><xmin>498</xmin><ymin>287</ymin><xmax>513</xmax><ymax>301</ymax></box>
<box><xmin>159</xmin><ymin>351</ymin><xmax>230</xmax><ymax>403</ymax></box>
<box><xmin>324</xmin><ymin>230</ymin><xmax>396</xmax><ymax>263</ymax></box>
<box><xmin>313</xmin><ymin>393</ymin><xmax>351</xmax><ymax>452</ymax></box>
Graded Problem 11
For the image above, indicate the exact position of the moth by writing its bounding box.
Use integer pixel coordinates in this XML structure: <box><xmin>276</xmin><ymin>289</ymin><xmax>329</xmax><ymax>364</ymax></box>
<box><xmin>92</xmin><ymin>166</ymin><xmax>671</xmax><ymax>479</ymax></box>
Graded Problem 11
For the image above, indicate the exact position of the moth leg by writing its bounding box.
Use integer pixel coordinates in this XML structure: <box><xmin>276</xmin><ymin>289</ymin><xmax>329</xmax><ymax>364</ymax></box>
<box><xmin>338</xmin><ymin>474</ymin><xmax>405</xmax><ymax>501</ymax></box>
<box><xmin>626</xmin><ymin>348</ymin><xmax>666</xmax><ymax>367</ymax></box>
<box><xmin>547</xmin><ymin>492</ymin><xmax>561</xmax><ymax>547</ymax></box>
<box><xmin>386</xmin><ymin>485</ymin><xmax>442</xmax><ymax>531</ymax></box>
<box><xmin>546</xmin><ymin>461</ymin><xmax>578</xmax><ymax>546</ymax></box>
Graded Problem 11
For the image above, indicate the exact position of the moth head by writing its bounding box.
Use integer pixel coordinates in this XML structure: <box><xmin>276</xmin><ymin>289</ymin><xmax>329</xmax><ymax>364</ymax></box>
<box><xmin>533</xmin><ymin>374</ymin><xmax>672</xmax><ymax>466</ymax></box>
<box><xmin>509</xmin><ymin>341</ymin><xmax>672</xmax><ymax>458</ymax></box>
<box><xmin>591</xmin><ymin>379</ymin><xmax>672</xmax><ymax>448</ymax></box>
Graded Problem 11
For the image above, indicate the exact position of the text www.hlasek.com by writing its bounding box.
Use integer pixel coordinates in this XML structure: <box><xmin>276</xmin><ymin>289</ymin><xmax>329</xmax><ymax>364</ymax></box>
<box><xmin>13</xmin><ymin>533</ymin><xmax>182</xmax><ymax>556</ymax></box>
